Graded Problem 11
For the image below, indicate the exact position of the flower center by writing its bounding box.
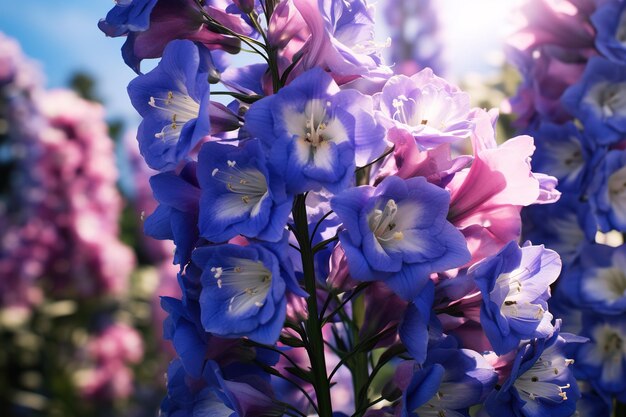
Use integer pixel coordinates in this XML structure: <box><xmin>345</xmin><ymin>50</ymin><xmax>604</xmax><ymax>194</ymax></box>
<box><xmin>414</xmin><ymin>386</ymin><xmax>456</xmax><ymax>417</ymax></box>
<box><xmin>302</xmin><ymin>99</ymin><xmax>332</xmax><ymax>147</ymax></box>
<box><xmin>211</xmin><ymin>258</ymin><xmax>272</xmax><ymax>315</ymax></box>
<box><xmin>584</xmin><ymin>82</ymin><xmax>626</xmax><ymax>119</ymax></box>
<box><xmin>368</xmin><ymin>199</ymin><xmax>404</xmax><ymax>242</ymax></box>
<box><xmin>148</xmin><ymin>91</ymin><xmax>200</xmax><ymax>142</ymax></box>
<box><xmin>586</xmin><ymin>266</ymin><xmax>626</xmax><ymax>302</ymax></box>
<box><xmin>514</xmin><ymin>351</ymin><xmax>574</xmax><ymax>403</ymax></box>
<box><xmin>592</xmin><ymin>324</ymin><xmax>626</xmax><ymax>363</ymax></box>
<box><xmin>212</xmin><ymin>160</ymin><xmax>268</xmax><ymax>215</ymax></box>
<box><xmin>494</xmin><ymin>269</ymin><xmax>545</xmax><ymax>320</ymax></box>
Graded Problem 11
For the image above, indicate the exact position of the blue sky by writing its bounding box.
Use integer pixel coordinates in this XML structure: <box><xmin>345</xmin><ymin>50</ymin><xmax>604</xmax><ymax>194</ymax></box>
<box><xmin>0</xmin><ymin>1</ymin><xmax>140</xmax><ymax>123</ymax></box>
<box><xmin>0</xmin><ymin>0</ymin><xmax>519</xmax><ymax>126</ymax></box>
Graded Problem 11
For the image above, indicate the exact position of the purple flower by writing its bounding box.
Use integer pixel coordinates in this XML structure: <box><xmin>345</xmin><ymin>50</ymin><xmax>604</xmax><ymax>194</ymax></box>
<box><xmin>128</xmin><ymin>40</ymin><xmax>215</xmax><ymax>171</ymax></box>
<box><xmin>98</xmin><ymin>0</ymin><xmax>158</xmax><ymax>37</ymax></box>
<box><xmin>144</xmin><ymin>162</ymin><xmax>200</xmax><ymax>266</ymax></box>
<box><xmin>557</xmin><ymin>243</ymin><xmax>626</xmax><ymax>315</ymax></box>
<box><xmin>245</xmin><ymin>67</ymin><xmax>384</xmax><ymax>193</ymax></box>
<box><xmin>195</xmin><ymin>237</ymin><xmax>299</xmax><ymax>344</ymax></box>
<box><xmin>588</xmin><ymin>149</ymin><xmax>626</xmax><ymax>232</ymax></box>
<box><xmin>561</xmin><ymin>57</ymin><xmax>626</xmax><ymax>145</ymax></box>
<box><xmin>376</xmin><ymin>69</ymin><xmax>474</xmax><ymax>148</ymax></box>
<box><xmin>470</xmin><ymin>241</ymin><xmax>561</xmax><ymax>355</ymax></box>
<box><xmin>112</xmin><ymin>0</ymin><xmax>245</xmax><ymax>72</ymax></box>
<box><xmin>197</xmin><ymin>140</ymin><xmax>293</xmax><ymax>243</ymax></box>
<box><xmin>576</xmin><ymin>312</ymin><xmax>626</xmax><ymax>398</ymax></box>
<box><xmin>161</xmin><ymin>359</ymin><xmax>283</xmax><ymax>417</ymax></box>
<box><xmin>292</xmin><ymin>0</ymin><xmax>392</xmax><ymax>84</ymax></box>
<box><xmin>484</xmin><ymin>327</ymin><xmax>582</xmax><ymax>417</ymax></box>
<box><xmin>331</xmin><ymin>175</ymin><xmax>470</xmax><ymax>300</ymax></box>
<box><xmin>527</xmin><ymin>122</ymin><xmax>587</xmax><ymax>191</ymax></box>
<box><xmin>401</xmin><ymin>348</ymin><xmax>497</xmax><ymax>417</ymax></box>
<box><xmin>592</xmin><ymin>1</ymin><xmax>626</xmax><ymax>63</ymax></box>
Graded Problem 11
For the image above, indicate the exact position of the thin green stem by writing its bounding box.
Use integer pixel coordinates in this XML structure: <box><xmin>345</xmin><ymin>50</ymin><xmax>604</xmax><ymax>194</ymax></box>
<box><xmin>350</xmin><ymin>294</ymin><xmax>369</xmax><ymax>417</ymax></box>
<box><xmin>293</xmin><ymin>194</ymin><xmax>333</xmax><ymax>417</ymax></box>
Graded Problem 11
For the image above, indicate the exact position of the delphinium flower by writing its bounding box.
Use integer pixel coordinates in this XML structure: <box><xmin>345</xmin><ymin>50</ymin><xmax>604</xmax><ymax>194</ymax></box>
<box><xmin>508</xmin><ymin>0</ymin><xmax>626</xmax><ymax>412</ymax></box>
<box><xmin>102</xmin><ymin>0</ymin><xmax>578</xmax><ymax>415</ymax></box>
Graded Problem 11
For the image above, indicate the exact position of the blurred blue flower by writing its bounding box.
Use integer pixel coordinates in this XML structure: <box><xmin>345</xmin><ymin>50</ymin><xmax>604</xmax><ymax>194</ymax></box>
<box><xmin>588</xmin><ymin>149</ymin><xmax>626</xmax><ymax>232</ymax></box>
<box><xmin>561</xmin><ymin>57</ymin><xmax>626</xmax><ymax>145</ymax></box>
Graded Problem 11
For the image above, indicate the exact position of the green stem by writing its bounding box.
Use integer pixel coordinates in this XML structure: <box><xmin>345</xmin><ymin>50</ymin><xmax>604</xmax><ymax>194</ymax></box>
<box><xmin>616</xmin><ymin>401</ymin><xmax>626</xmax><ymax>417</ymax></box>
<box><xmin>350</xmin><ymin>295</ymin><xmax>369</xmax><ymax>417</ymax></box>
<box><xmin>293</xmin><ymin>194</ymin><xmax>333</xmax><ymax>417</ymax></box>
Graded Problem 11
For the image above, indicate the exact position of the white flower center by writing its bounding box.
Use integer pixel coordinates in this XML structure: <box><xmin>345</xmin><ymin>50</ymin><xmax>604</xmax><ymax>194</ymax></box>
<box><xmin>584</xmin><ymin>82</ymin><xmax>626</xmax><ymax>119</ymax></box>
<box><xmin>283</xmin><ymin>99</ymin><xmax>349</xmax><ymax>171</ymax></box>
<box><xmin>514</xmin><ymin>349</ymin><xmax>574</xmax><ymax>403</ymax></box>
<box><xmin>585</xmin><ymin>266</ymin><xmax>626</xmax><ymax>303</ymax></box>
<box><xmin>368</xmin><ymin>199</ymin><xmax>404</xmax><ymax>242</ymax></box>
<box><xmin>148</xmin><ymin>91</ymin><xmax>200</xmax><ymax>142</ymax></box>
<box><xmin>493</xmin><ymin>269</ymin><xmax>545</xmax><ymax>321</ymax></box>
<box><xmin>212</xmin><ymin>160</ymin><xmax>268</xmax><ymax>216</ymax></box>
<box><xmin>413</xmin><ymin>383</ymin><xmax>465</xmax><ymax>417</ymax></box>
<box><xmin>211</xmin><ymin>258</ymin><xmax>272</xmax><ymax>315</ymax></box>
<box><xmin>541</xmin><ymin>136</ymin><xmax>584</xmax><ymax>179</ymax></box>
<box><xmin>592</xmin><ymin>324</ymin><xmax>626</xmax><ymax>363</ymax></box>
<box><xmin>391</xmin><ymin>86</ymin><xmax>469</xmax><ymax>132</ymax></box>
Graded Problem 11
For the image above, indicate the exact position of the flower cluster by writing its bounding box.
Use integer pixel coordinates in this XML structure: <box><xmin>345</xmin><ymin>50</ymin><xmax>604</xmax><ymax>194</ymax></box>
<box><xmin>0</xmin><ymin>33</ymin><xmax>135</xmax><ymax>314</ymax></box>
<box><xmin>74</xmin><ymin>322</ymin><xmax>144</xmax><ymax>401</ymax></box>
<box><xmin>0</xmin><ymin>32</ymin><xmax>163</xmax><ymax>415</ymax></box>
<box><xmin>508</xmin><ymin>0</ymin><xmax>626</xmax><ymax>412</ymax></box>
<box><xmin>102</xmin><ymin>1</ymin><xmax>581</xmax><ymax>415</ymax></box>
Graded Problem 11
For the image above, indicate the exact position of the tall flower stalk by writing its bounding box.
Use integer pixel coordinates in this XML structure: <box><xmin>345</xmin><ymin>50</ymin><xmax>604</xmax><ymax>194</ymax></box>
<box><xmin>101</xmin><ymin>1</ymin><xmax>583</xmax><ymax>415</ymax></box>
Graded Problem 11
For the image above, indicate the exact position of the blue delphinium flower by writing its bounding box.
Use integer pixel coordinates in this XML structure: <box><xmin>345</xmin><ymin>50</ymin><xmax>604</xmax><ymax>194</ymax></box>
<box><xmin>522</xmin><ymin>193</ymin><xmax>595</xmax><ymax>265</ymax></box>
<box><xmin>557</xmin><ymin>243</ymin><xmax>626</xmax><ymax>315</ymax></box>
<box><xmin>401</xmin><ymin>348</ymin><xmax>497</xmax><ymax>417</ymax></box>
<box><xmin>331</xmin><ymin>175</ymin><xmax>470</xmax><ymax>300</ymax></box>
<box><xmin>561</xmin><ymin>57</ymin><xmax>626</xmax><ymax>145</ymax></box>
<box><xmin>161</xmin><ymin>358</ymin><xmax>283</xmax><ymax>417</ymax></box>
<box><xmin>591</xmin><ymin>1</ymin><xmax>626</xmax><ymax>64</ymax></box>
<box><xmin>194</xmin><ymin>236</ymin><xmax>299</xmax><ymax>345</ymax></box>
<box><xmin>144</xmin><ymin>161</ymin><xmax>200</xmax><ymax>266</ymax></box>
<box><xmin>128</xmin><ymin>40</ymin><xmax>215</xmax><ymax>171</ymax></box>
<box><xmin>244</xmin><ymin>67</ymin><xmax>384</xmax><ymax>194</ymax></box>
<box><xmin>527</xmin><ymin>122</ymin><xmax>587</xmax><ymax>191</ymax></box>
<box><xmin>588</xmin><ymin>149</ymin><xmax>626</xmax><ymax>232</ymax></box>
<box><xmin>197</xmin><ymin>140</ymin><xmax>293</xmax><ymax>243</ymax></box>
<box><xmin>471</xmin><ymin>241</ymin><xmax>561</xmax><ymax>355</ymax></box>
<box><xmin>576</xmin><ymin>312</ymin><xmax>626</xmax><ymax>399</ymax></box>
<box><xmin>484</xmin><ymin>327</ymin><xmax>582</xmax><ymax>417</ymax></box>
<box><xmin>98</xmin><ymin>0</ymin><xmax>158</xmax><ymax>37</ymax></box>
